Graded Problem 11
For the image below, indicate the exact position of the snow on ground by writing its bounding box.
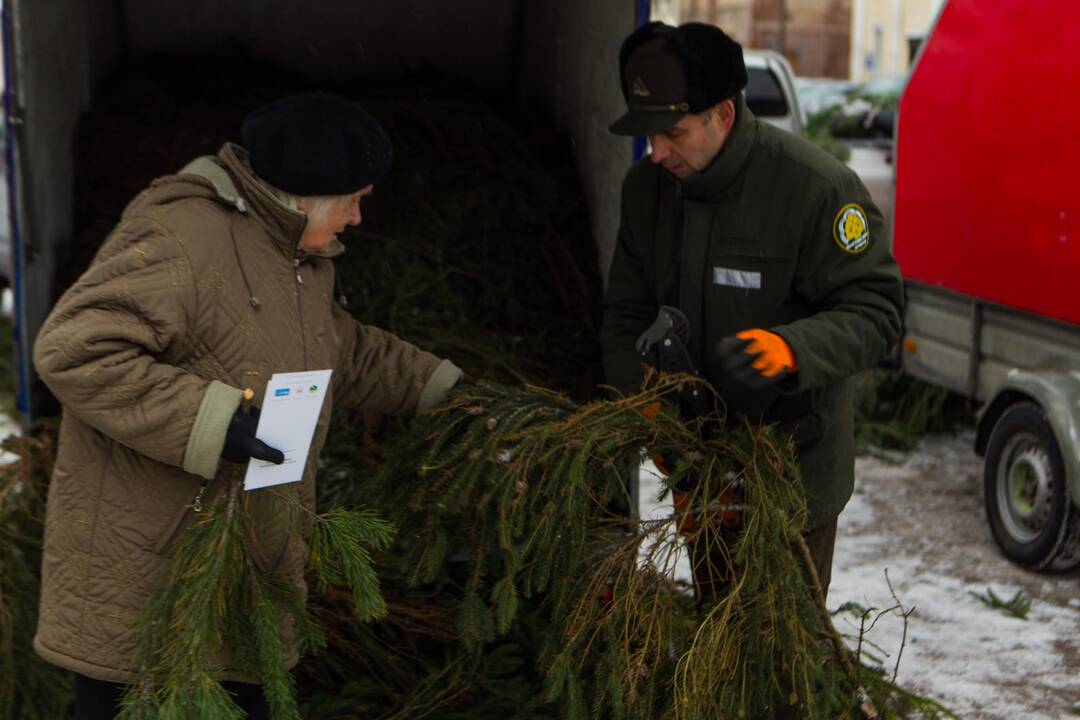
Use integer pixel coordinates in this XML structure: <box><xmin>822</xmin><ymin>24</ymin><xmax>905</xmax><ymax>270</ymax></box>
<box><xmin>0</xmin><ymin>286</ymin><xmax>17</xmax><ymax>463</ymax></box>
<box><xmin>0</xmin><ymin>405</ymin><xmax>18</xmax><ymax>463</ymax></box>
<box><xmin>835</xmin><ymin>432</ymin><xmax>1080</xmax><ymax>719</ymax></box>
<box><xmin>639</xmin><ymin>430</ymin><xmax>1080</xmax><ymax>719</ymax></box>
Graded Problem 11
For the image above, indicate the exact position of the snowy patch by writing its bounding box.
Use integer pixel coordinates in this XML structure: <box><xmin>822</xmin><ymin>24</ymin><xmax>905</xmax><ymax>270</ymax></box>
<box><xmin>0</xmin><ymin>411</ymin><xmax>19</xmax><ymax>464</ymax></box>
<box><xmin>834</xmin><ymin>433</ymin><xmax>1080</xmax><ymax>719</ymax></box>
<box><xmin>636</xmin><ymin>432</ymin><xmax>1080</xmax><ymax>719</ymax></box>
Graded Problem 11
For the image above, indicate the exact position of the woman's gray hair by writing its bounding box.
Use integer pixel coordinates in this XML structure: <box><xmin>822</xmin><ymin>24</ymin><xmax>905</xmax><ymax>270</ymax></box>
<box><xmin>257</xmin><ymin>173</ymin><xmax>345</xmax><ymax>226</ymax></box>
<box><xmin>286</xmin><ymin>193</ymin><xmax>351</xmax><ymax>227</ymax></box>
<box><xmin>248</xmin><ymin>155</ymin><xmax>353</xmax><ymax>226</ymax></box>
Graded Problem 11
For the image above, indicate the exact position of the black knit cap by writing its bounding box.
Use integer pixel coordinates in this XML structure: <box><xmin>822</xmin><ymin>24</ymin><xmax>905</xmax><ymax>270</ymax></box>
<box><xmin>610</xmin><ymin>22</ymin><xmax>748</xmax><ymax>136</ymax></box>
<box><xmin>242</xmin><ymin>92</ymin><xmax>393</xmax><ymax>196</ymax></box>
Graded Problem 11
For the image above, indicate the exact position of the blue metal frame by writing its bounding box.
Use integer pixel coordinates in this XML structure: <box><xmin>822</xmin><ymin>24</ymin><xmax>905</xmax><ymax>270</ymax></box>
<box><xmin>1</xmin><ymin>0</ymin><xmax>29</xmax><ymax>420</ymax></box>
<box><xmin>632</xmin><ymin>0</ymin><xmax>650</xmax><ymax>161</ymax></box>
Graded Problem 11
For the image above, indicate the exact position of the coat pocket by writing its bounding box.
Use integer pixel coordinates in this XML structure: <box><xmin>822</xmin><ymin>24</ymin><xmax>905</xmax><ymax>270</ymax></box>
<box><xmin>769</xmin><ymin>388</ymin><xmax>827</xmax><ymax>455</ymax></box>
<box><xmin>244</xmin><ymin>484</ymin><xmax>300</xmax><ymax>574</ymax></box>
<box><xmin>153</xmin><ymin>479</ymin><xmax>211</xmax><ymax>557</ymax></box>
<box><xmin>706</xmin><ymin>251</ymin><xmax>795</xmax><ymax>334</ymax></box>
<box><xmin>776</xmin><ymin>411</ymin><xmax>825</xmax><ymax>454</ymax></box>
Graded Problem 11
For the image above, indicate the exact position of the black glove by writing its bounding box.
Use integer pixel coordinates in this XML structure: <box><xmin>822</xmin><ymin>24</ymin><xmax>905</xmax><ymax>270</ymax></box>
<box><xmin>221</xmin><ymin>406</ymin><xmax>285</xmax><ymax>464</ymax></box>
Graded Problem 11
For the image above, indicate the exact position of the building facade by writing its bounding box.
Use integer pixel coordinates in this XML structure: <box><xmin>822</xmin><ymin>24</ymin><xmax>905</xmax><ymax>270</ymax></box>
<box><xmin>849</xmin><ymin>0</ymin><xmax>946</xmax><ymax>82</ymax></box>
<box><xmin>680</xmin><ymin>0</ymin><xmax>851</xmax><ymax>78</ymax></box>
<box><xmin>676</xmin><ymin>0</ymin><xmax>945</xmax><ymax>81</ymax></box>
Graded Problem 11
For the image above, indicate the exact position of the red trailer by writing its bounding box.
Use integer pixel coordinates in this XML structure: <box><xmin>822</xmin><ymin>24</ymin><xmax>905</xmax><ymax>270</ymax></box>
<box><xmin>894</xmin><ymin>0</ymin><xmax>1080</xmax><ymax>570</ymax></box>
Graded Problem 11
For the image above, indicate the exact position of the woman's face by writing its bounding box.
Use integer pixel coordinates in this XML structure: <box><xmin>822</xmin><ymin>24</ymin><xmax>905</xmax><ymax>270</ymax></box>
<box><xmin>297</xmin><ymin>185</ymin><xmax>374</xmax><ymax>253</ymax></box>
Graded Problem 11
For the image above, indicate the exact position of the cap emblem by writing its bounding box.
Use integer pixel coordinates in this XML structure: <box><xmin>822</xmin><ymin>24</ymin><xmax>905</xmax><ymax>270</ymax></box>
<box><xmin>631</xmin><ymin>77</ymin><xmax>650</xmax><ymax>97</ymax></box>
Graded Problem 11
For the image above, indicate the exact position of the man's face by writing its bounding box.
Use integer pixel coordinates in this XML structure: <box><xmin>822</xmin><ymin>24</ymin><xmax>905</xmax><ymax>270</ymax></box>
<box><xmin>648</xmin><ymin>100</ymin><xmax>734</xmax><ymax>179</ymax></box>
<box><xmin>298</xmin><ymin>185</ymin><xmax>374</xmax><ymax>253</ymax></box>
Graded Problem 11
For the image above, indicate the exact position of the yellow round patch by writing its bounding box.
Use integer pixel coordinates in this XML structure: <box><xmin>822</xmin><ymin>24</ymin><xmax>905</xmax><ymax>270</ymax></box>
<box><xmin>833</xmin><ymin>203</ymin><xmax>870</xmax><ymax>254</ymax></box>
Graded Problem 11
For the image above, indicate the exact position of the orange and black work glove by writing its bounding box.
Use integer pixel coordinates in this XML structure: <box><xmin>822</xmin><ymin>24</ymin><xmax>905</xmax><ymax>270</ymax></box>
<box><xmin>716</xmin><ymin>329</ymin><xmax>798</xmax><ymax>390</ymax></box>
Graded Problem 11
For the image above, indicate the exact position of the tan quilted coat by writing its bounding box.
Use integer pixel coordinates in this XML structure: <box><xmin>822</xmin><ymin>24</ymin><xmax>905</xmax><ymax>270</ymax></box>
<box><xmin>32</xmin><ymin>143</ymin><xmax>461</xmax><ymax>682</ymax></box>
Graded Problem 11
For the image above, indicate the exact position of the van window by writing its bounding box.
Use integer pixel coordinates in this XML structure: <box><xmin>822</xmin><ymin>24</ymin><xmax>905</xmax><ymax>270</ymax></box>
<box><xmin>745</xmin><ymin>67</ymin><xmax>789</xmax><ymax>117</ymax></box>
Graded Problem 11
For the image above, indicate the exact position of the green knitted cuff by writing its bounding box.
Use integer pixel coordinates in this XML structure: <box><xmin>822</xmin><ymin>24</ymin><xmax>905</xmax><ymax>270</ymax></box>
<box><xmin>183</xmin><ymin>380</ymin><xmax>244</xmax><ymax>479</ymax></box>
<box><xmin>417</xmin><ymin>360</ymin><xmax>464</xmax><ymax>414</ymax></box>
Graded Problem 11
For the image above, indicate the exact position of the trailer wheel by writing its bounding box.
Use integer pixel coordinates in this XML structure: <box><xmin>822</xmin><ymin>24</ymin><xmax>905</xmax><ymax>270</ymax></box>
<box><xmin>984</xmin><ymin>402</ymin><xmax>1080</xmax><ymax>571</ymax></box>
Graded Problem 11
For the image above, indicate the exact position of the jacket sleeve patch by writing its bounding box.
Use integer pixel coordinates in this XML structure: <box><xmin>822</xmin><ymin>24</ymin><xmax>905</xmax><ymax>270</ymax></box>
<box><xmin>833</xmin><ymin>203</ymin><xmax>870</xmax><ymax>254</ymax></box>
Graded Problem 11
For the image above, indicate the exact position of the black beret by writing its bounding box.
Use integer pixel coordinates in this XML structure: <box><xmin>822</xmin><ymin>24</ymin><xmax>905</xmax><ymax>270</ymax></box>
<box><xmin>242</xmin><ymin>92</ymin><xmax>393</xmax><ymax>196</ymax></box>
<box><xmin>611</xmin><ymin>22</ymin><xmax>748</xmax><ymax>135</ymax></box>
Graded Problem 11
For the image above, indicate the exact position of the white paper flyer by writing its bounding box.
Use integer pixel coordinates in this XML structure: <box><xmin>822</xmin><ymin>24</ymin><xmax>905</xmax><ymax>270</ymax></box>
<box><xmin>243</xmin><ymin>369</ymin><xmax>332</xmax><ymax>491</ymax></box>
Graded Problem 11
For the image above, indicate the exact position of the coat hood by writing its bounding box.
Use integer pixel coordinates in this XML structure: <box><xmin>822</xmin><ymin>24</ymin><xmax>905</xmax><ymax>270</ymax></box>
<box><xmin>134</xmin><ymin>143</ymin><xmax>347</xmax><ymax>260</ymax></box>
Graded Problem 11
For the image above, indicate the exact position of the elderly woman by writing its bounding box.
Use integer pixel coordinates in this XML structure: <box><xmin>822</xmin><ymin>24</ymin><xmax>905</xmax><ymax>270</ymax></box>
<box><xmin>32</xmin><ymin>93</ymin><xmax>462</xmax><ymax>719</ymax></box>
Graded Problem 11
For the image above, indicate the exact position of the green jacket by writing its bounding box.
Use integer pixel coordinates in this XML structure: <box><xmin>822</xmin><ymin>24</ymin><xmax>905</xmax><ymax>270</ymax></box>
<box><xmin>32</xmin><ymin>143</ymin><xmax>461</xmax><ymax>682</ymax></box>
<box><xmin>601</xmin><ymin>96</ymin><xmax>903</xmax><ymax>529</ymax></box>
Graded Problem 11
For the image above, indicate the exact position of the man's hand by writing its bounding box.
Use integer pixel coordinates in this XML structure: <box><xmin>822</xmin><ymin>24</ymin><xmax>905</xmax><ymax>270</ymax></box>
<box><xmin>716</xmin><ymin>329</ymin><xmax>797</xmax><ymax>389</ymax></box>
<box><xmin>222</xmin><ymin>406</ymin><xmax>285</xmax><ymax>464</ymax></box>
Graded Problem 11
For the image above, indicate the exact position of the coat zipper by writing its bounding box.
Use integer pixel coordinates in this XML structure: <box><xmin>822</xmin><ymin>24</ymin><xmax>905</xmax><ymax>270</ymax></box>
<box><xmin>293</xmin><ymin>248</ymin><xmax>309</xmax><ymax>370</ymax></box>
<box><xmin>192</xmin><ymin>481</ymin><xmax>208</xmax><ymax>512</ymax></box>
<box><xmin>155</xmin><ymin>480</ymin><xmax>210</xmax><ymax>555</ymax></box>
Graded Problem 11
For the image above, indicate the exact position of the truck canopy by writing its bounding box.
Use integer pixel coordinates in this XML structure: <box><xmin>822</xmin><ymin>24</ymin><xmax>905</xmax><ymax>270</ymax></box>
<box><xmin>2</xmin><ymin>0</ymin><xmax>643</xmax><ymax>421</ymax></box>
<box><xmin>894</xmin><ymin>0</ymin><xmax>1080</xmax><ymax>328</ymax></box>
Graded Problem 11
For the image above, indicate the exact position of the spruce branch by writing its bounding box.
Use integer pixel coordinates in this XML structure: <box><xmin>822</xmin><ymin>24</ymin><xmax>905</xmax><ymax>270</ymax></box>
<box><xmin>309</xmin><ymin>507</ymin><xmax>395</xmax><ymax>621</ymax></box>
<box><xmin>119</xmin><ymin>477</ymin><xmax>394</xmax><ymax>719</ymax></box>
<box><xmin>969</xmin><ymin>586</ymin><xmax>1031</xmax><ymax>620</ymax></box>
<box><xmin>794</xmin><ymin>532</ymin><xmax>878</xmax><ymax>720</ymax></box>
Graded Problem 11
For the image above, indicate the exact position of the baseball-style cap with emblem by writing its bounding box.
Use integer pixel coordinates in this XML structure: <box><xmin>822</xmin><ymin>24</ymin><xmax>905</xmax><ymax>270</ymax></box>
<box><xmin>610</xmin><ymin>22</ymin><xmax>749</xmax><ymax>136</ymax></box>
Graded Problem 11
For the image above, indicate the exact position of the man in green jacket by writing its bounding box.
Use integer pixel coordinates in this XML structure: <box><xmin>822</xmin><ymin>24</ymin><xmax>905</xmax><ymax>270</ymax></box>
<box><xmin>601</xmin><ymin>22</ymin><xmax>904</xmax><ymax>600</ymax></box>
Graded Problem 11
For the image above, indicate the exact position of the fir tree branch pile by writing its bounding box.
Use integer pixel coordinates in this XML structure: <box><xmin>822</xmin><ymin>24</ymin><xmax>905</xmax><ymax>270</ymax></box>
<box><xmin>303</xmin><ymin>373</ymin><xmax>961</xmax><ymax>718</ymax></box>
<box><xmin>1</xmin><ymin>406</ymin><xmax>958</xmax><ymax>719</ymax></box>
<box><xmin>359</xmin><ymin>377</ymin><xmax>878</xmax><ymax>719</ymax></box>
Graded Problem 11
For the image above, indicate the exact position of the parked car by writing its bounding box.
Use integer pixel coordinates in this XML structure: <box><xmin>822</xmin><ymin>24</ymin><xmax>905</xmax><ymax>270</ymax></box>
<box><xmin>793</xmin><ymin>77</ymin><xmax>861</xmax><ymax>117</ymax></box>
<box><xmin>743</xmin><ymin>49</ymin><xmax>806</xmax><ymax>135</ymax></box>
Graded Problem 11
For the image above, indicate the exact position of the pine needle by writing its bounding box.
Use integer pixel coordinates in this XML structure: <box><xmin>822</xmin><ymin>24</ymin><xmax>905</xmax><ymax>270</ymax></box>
<box><xmin>969</xmin><ymin>587</ymin><xmax>1032</xmax><ymax>620</ymax></box>
<box><xmin>119</xmin><ymin>478</ymin><xmax>394</xmax><ymax>719</ymax></box>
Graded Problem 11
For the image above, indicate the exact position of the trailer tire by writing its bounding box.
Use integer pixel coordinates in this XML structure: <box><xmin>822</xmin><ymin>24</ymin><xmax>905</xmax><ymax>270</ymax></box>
<box><xmin>984</xmin><ymin>402</ymin><xmax>1080</xmax><ymax>571</ymax></box>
